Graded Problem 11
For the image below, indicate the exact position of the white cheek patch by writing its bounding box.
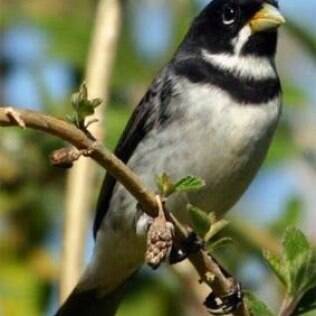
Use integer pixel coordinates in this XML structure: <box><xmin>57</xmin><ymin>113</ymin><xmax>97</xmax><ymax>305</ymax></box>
<box><xmin>232</xmin><ymin>24</ymin><xmax>252</xmax><ymax>55</ymax></box>
<box><xmin>202</xmin><ymin>50</ymin><xmax>276</xmax><ymax>80</ymax></box>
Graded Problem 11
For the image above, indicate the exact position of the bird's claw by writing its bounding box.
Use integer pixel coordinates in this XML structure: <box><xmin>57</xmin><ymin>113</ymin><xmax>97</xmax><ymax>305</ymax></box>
<box><xmin>204</xmin><ymin>281</ymin><xmax>243</xmax><ymax>315</ymax></box>
<box><xmin>169</xmin><ymin>231</ymin><xmax>204</xmax><ymax>264</ymax></box>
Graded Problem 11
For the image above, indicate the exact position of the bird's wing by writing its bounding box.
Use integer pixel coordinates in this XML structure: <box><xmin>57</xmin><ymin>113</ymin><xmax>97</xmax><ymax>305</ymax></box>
<box><xmin>93</xmin><ymin>67</ymin><xmax>175</xmax><ymax>237</ymax></box>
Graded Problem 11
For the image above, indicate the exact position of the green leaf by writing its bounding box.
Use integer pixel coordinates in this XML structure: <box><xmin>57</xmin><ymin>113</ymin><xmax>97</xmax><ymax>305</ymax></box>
<box><xmin>283</xmin><ymin>227</ymin><xmax>314</xmax><ymax>295</ymax></box>
<box><xmin>187</xmin><ymin>204</ymin><xmax>211</xmax><ymax>238</ymax></box>
<box><xmin>65</xmin><ymin>113</ymin><xmax>78</xmax><ymax>125</ymax></box>
<box><xmin>283</xmin><ymin>227</ymin><xmax>310</xmax><ymax>263</ymax></box>
<box><xmin>174</xmin><ymin>176</ymin><xmax>205</xmax><ymax>193</ymax></box>
<box><xmin>68</xmin><ymin>83</ymin><xmax>103</xmax><ymax>128</ymax></box>
<box><xmin>294</xmin><ymin>250</ymin><xmax>316</xmax><ymax>301</ymax></box>
<box><xmin>155</xmin><ymin>175</ymin><xmax>205</xmax><ymax>197</ymax></box>
<box><xmin>155</xmin><ymin>173</ymin><xmax>175</xmax><ymax>197</ymax></box>
<box><xmin>79</xmin><ymin>102</ymin><xmax>95</xmax><ymax>118</ymax></box>
<box><xmin>263</xmin><ymin>228</ymin><xmax>316</xmax><ymax>312</ymax></box>
<box><xmin>263</xmin><ymin>250</ymin><xmax>288</xmax><ymax>287</ymax></box>
<box><xmin>245</xmin><ymin>293</ymin><xmax>275</xmax><ymax>316</ymax></box>
<box><xmin>91</xmin><ymin>98</ymin><xmax>103</xmax><ymax>108</ymax></box>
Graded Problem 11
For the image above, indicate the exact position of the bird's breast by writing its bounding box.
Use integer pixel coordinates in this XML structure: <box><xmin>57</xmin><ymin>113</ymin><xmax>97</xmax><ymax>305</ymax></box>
<box><xmin>111</xmin><ymin>81</ymin><xmax>281</xmax><ymax>227</ymax></box>
<box><xmin>161</xmin><ymin>80</ymin><xmax>282</xmax><ymax>216</ymax></box>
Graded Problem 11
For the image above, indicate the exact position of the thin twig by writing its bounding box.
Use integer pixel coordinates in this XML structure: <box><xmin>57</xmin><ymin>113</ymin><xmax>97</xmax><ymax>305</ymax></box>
<box><xmin>0</xmin><ymin>106</ymin><xmax>249</xmax><ymax>315</ymax></box>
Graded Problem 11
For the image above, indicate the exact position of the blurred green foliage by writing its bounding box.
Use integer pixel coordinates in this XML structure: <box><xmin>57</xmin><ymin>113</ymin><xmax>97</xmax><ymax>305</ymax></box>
<box><xmin>1</xmin><ymin>0</ymin><xmax>316</xmax><ymax>315</ymax></box>
<box><xmin>117</xmin><ymin>273</ymin><xmax>182</xmax><ymax>316</ymax></box>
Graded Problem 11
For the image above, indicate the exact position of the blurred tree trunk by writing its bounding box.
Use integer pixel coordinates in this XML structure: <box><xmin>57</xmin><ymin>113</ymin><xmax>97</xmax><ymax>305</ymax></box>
<box><xmin>59</xmin><ymin>0</ymin><xmax>122</xmax><ymax>303</ymax></box>
<box><xmin>172</xmin><ymin>262</ymin><xmax>211</xmax><ymax>316</ymax></box>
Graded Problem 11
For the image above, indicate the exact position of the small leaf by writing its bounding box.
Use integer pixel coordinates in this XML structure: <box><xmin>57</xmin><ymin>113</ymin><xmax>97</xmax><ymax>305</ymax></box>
<box><xmin>204</xmin><ymin>219</ymin><xmax>229</xmax><ymax>243</ymax></box>
<box><xmin>77</xmin><ymin>101</ymin><xmax>95</xmax><ymax>119</ymax></box>
<box><xmin>283</xmin><ymin>227</ymin><xmax>313</xmax><ymax>295</ymax></box>
<box><xmin>155</xmin><ymin>173</ymin><xmax>175</xmax><ymax>197</ymax></box>
<box><xmin>68</xmin><ymin>82</ymin><xmax>103</xmax><ymax>129</ymax></box>
<box><xmin>71</xmin><ymin>92</ymin><xmax>81</xmax><ymax>107</ymax></box>
<box><xmin>245</xmin><ymin>293</ymin><xmax>275</xmax><ymax>316</ymax></box>
<box><xmin>174</xmin><ymin>176</ymin><xmax>205</xmax><ymax>193</ymax></box>
<box><xmin>263</xmin><ymin>228</ymin><xmax>316</xmax><ymax>313</ymax></box>
<box><xmin>187</xmin><ymin>204</ymin><xmax>211</xmax><ymax>238</ymax></box>
<box><xmin>283</xmin><ymin>227</ymin><xmax>310</xmax><ymax>263</ymax></box>
<box><xmin>79</xmin><ymin>82</ymin><xmax>88</xmax><ymax>100</ymax></box>
<box><xmin>294</xmin><ymin>250</ymin><xmax>316</xmax><ymax>297</ymax></box>
<box><xmin>263</xmin><ymin>250</ymin><xmax>288</xmax><ymax>287</ymax></box>
<box><xmin>91</xmin><ymin>98</ymin><xmax>103</xmax><ymax>108</ymax></box>
<box><xmin>66</xmin><ymin>113</ymin><xmax>77</xmax><ymax>124</ymax></box>
<box><xmin>208</xmin><ymin>212</ymin><xmax>218</xmax><ymax>225</ymax></box>
<box><xmin>71</xmin><ymin>83</ymin><xmax>88</xmax><ymax>108</ymax></box>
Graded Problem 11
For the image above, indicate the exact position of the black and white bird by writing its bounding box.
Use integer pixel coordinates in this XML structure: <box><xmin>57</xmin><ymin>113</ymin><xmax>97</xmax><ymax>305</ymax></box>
<box><xmin>57</xmin><ymin>0</ymin><xmax>285</xmax><ymax>314</ymax></box>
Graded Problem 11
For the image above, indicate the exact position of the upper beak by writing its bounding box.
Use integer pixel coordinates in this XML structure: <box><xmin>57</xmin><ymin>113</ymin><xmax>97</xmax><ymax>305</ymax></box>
<box><xmin>249</xmin><ymin>3</ymin><xmax>286</xmax><ymax>33</ymax></box>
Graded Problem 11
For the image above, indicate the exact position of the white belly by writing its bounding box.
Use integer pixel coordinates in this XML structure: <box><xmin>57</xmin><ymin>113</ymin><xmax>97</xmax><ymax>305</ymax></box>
<box><xmin>122</xmin><ymin>82</ymin><xmax>281</xmax><ymax>221</ymax></box>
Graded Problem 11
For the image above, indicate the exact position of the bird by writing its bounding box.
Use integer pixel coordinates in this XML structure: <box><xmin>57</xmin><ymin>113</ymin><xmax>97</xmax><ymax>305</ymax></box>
<box><xmin>56</xmin><ymin>0</ymin><xmax>285</xmax><ymax>314</ymax></box>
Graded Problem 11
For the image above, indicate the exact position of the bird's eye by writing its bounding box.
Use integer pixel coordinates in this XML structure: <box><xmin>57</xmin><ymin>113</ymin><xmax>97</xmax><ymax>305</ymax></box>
<box><xmin>222</xmin><ymin>4</ymin><xmax>240</xmax><ymax>26</ymax></box>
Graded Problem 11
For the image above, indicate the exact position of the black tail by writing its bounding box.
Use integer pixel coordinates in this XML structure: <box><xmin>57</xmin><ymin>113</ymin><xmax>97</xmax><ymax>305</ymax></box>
<box><xmin>55</xmin><ymin>283</ymin><xmax>128</xmax><ymax>316</ymax></box>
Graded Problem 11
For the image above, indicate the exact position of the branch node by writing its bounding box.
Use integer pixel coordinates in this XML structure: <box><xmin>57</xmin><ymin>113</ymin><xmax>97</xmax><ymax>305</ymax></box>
<box><xmin>50</xmin><ymin>147</ymin><xmax>87</xmax><ymax>169</ymax></box>
<box><xmin>50</xmin><ymin>141</ymin><xmax>99</xmax><ymax>169</ymax></box>
<box><xmin>50</xmin><ymin>147</ymin><xmax>81</xmax><ymax>169</ymax></box>
<box><xmin>80</xmin><ymin>125</ymin><xmax>97</xmax><ymax>141</ymax></box>
<box><xmin>4</xmin><ymin>107</ymin><xmax>26</xmax><ymax>128</ymax></box>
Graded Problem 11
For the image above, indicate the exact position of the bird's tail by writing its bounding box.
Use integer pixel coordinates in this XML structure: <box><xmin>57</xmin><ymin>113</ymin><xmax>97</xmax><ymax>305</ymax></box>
<box><xmin>55</xmin><ymin>281</ymin><xmax>128</xmax><ymax>316</ymax></box>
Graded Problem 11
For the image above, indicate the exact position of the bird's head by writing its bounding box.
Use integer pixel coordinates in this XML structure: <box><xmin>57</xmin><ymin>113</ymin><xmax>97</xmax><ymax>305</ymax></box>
<box><xmin>183</xmin><ymin>0</ymin><xmax>285</xmax><ymax>58</ymax></box>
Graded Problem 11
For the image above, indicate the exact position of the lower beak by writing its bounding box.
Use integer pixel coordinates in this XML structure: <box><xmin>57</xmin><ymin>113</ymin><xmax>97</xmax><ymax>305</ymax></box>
<box><xmin>249</xmin><ymin>3</ymin><xmax>286</xmax><ymax>33</ymax></box>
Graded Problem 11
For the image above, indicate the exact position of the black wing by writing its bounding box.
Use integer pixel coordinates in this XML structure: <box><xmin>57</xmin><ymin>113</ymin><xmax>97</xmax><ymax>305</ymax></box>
<box><xmin>93</xmin><ymin>67</ymin><xmax>175</xmax><ymax>237</ymax></box>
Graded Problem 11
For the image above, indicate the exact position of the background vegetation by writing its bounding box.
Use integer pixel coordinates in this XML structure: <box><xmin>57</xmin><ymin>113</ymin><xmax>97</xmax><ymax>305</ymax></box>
<box><xmin>0</xmin><ymin>0</ymin><xmax>315</xmax><ymax>315</ymax></box>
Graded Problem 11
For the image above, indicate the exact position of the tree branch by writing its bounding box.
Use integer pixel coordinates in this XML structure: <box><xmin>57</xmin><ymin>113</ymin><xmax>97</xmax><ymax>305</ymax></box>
<box><xmin>0</xmin><ymin>106</ymin><xmax>249</xmax><ymax>315</ymax></box>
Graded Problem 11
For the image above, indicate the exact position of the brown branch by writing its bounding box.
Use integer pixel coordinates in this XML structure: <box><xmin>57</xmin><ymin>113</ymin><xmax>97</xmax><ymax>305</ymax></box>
<box><xmin>0</xmin><ymin>106</ymin><xmax>249</xmax><ymax>315</ymax></box>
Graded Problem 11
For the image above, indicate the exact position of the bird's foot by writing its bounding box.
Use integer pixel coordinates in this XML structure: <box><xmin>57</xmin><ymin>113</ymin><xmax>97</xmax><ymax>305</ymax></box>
<box><xmin>169</xmin><ymin>231</ymin><xmax>204</xmax><ymax>264</ymax></box>
<box><xmin>145</xmin><ymin>196</ymin><xmax>174</xmax><ymax>269</ymax></box>
<box><xmin>204</xmin><ymin>280</ymin><xmax>243</xmax><ymax>315</ymax></box>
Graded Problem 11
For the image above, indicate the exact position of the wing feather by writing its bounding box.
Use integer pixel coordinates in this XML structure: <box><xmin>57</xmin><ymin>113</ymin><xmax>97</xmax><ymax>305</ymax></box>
<box><xmin>93</xmin><ymin>67</ymin><xmax>174</xmax><ymax>237</ymax></box>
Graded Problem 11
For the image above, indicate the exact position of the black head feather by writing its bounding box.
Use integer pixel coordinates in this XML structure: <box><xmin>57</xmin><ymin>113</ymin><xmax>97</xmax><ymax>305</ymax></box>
<box><xmin>179</xmin><ymin>0</ymin><xmax>279</xmax><ymax>57</ymax></box>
